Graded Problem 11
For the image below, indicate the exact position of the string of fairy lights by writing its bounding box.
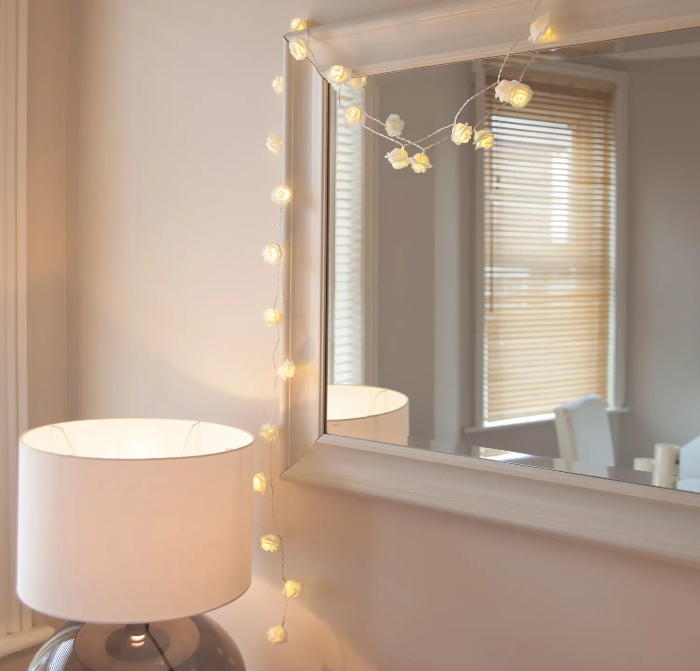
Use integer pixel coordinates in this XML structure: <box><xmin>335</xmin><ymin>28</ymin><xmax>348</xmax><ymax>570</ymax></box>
<box><xmin>256</xmin><ymin>5</ymin><xmax>554</xmax><ymax>644</ymax></box>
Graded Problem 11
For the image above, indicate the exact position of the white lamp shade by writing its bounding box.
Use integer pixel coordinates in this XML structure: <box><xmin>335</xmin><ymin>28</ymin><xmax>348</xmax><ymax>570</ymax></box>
<box><xmin>17</xmin><ymin>418</ymin><xmax>254</xmax><ymax>624</ymax></box>
<box><xmin>327</xmin><ymin>384</ymin><xmax>409</xmax><ymax>445</ymax></box>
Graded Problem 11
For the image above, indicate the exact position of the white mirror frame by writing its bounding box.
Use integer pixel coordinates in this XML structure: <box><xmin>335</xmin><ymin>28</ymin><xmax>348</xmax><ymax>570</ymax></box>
<box><xmin>281</xmin><ymin>0</ymin><xmax>700</xmax><ymax>567</ymax></box>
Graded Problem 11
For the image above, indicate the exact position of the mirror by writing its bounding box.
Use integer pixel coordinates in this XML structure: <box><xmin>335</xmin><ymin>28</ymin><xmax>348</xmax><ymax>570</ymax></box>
<box><xmin>327</xmin><ymin>28</ymin><xmax>700</xmax><ymax>492</ymax></box>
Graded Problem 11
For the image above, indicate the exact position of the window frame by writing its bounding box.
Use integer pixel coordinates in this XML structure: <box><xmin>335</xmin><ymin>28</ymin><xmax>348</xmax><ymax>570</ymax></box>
<box><xmin>470</xmin><ymin>60</ymin><xmax>629</xmax><ymax>430</ymax></box>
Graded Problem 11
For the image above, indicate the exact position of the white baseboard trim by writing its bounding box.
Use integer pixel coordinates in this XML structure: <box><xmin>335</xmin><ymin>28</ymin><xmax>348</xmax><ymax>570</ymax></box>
<box><xmin>0</xmin><ymin>625</ymin><xmax>54</xmax><ymax>659</ymax></box>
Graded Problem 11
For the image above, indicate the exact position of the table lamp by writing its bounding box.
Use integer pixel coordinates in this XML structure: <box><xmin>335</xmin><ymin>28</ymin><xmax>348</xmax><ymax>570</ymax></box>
<box><xmin>16</xmin><ymin>418</ymin><xmax>254</xmax><ymax>671</ymax></box>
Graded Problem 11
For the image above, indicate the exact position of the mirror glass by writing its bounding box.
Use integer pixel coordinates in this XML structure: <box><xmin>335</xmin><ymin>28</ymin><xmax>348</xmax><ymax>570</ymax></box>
<box><xmin>327</xmin><ymin>28</ymin><xmax>700</xmax><ymax>492</ymax></box>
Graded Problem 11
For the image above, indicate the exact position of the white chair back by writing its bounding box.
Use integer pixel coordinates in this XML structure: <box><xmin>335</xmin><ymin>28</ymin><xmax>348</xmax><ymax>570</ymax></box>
<box><xmin>554</xmin><ymin>394</ymin><xmax>615</xmax><ymax>467</ymax></box>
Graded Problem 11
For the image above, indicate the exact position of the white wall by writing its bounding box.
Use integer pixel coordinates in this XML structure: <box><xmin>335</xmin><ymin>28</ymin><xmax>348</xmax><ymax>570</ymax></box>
<box><xmin>10</xmin><ymin>3</ymin><xmax>700</xmax><ymax>670</ymax></box>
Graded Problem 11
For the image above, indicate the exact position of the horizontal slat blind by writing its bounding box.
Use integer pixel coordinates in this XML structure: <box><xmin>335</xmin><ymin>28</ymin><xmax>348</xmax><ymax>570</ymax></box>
<box><xmin>482</xmin><ymin>71</ymin><xmax>616</xmax><ymax>422</ymax></box>
<box><xmin>331</xmin><ymin>87</ymin><xmax>365</xmax><ymax>384</ymax></box>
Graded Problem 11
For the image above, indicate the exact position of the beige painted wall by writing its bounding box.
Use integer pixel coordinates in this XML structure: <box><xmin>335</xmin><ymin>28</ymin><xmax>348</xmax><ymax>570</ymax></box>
<box><xmin>8</xmin><ymin>2</ymin><xmax>700</xmax><ymax>670</ymax></box>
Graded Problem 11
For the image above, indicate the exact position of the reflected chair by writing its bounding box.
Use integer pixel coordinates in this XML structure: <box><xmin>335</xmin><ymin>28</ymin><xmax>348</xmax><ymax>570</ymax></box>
<box><xmin>553</xmin><ymin>394</ymin><xmax>616</xmax><ymax>467</ymax></box>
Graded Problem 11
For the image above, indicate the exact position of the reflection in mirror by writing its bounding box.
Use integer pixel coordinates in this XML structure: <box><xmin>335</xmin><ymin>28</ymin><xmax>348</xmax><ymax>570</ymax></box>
<box><xmin>327</xmin><ymin>28</ymin><xmax>700</xmax><ymax>491</ymax></box>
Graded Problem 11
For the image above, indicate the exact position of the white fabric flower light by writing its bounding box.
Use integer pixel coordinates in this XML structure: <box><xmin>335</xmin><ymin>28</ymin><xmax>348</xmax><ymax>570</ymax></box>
<box><xmin>344</xmin><ymin>104</ymin><xmax>366</xmax><ymax>126</ymax></box>
<box><xmin>409</xmin><ymin>152</ymin><xmax>432</xmax><ymax>174</ymax></box>
<box><xmin>283</xmin><ymin>580</ymin><xmax>302</xmax><ymax>599</ymax></box>
<box><xmin>451</xmin><ymin>123</ymin><xmax>473</xmax><ymax>145</ymax></box>
<box><xmin>267</xmin><ymin>626</ymin><xmax>287</xmax><ymax>644</ymax></box>
<box><xmin>385</xmin><ymin>147</ymin><xmax>410</xmax><ymax>170</ymax></box>
<box><xmin>262</xmin><ymin>309</ymin><xmax>282</xmax><ymax>327</ymax></box>
<box><xmin>266</xmin><ymin>133</ymin><xmax>283</xmax><ymax>155</ymax></box>
<box><xmin>350</xmin><ymin>76</ymin><xmax>367</xmax><ymax>90</ymax></box>
<box><xmin>277</xmin><ymin>359</ymin><xmax>296</xmax><ymax>381</ymax></box>
<box><xmin>260</xmin><ymin>534</ymin><xmax>282</xmax><ymax>552</ymax></box>
<box><xmin>261</xmin><ymin>244</ymin><xmax>282</xmax><ymax>266</ymax></box>
<box><xmin>384</xmin><ymin>114</ymin><xmax>405</xmax><ymax>138</ymax></box>
<box><xmin>253</xmin><ymin>472</ymin><xmax>267</xmax><ymax>494</ymax></box>
<box><xmin>289</xmin><ymin>17</ymin><xmax>309</xmax><ymax>31</ymax></box>
<box><xmin>495</xmin><ymin>80</ymin><xmax>533</xmax><ymax>108</ymax></box>
<box><xmin>271</xmin><ymin>185</ymin><xmax>292</xmax><ymax>205</ymax></box>
<box><xmin>259</xmin><ymin>422</ymin><xmax>279</xmax><ymax>442</ymax></box>
<box><xmin>474</xmin><ymin>129</ymin><xmax>495</xmax><ymax>149</ymax></box>
<box><xmin>272</xmin><ymin>76</ymin><xmax>284</xmax><ymax>95</ymax></box>
<box><xmin>528</xmin><ymin>13</ymin><xmax>551</xmax><ymax>43</ymax></box>
<box><xmin>328</xmin><ymin>65</ymin><xmax>351</xmax><ymax>85</ymax></box>
<box><xmin>289</xmin><ymin>37</ymin><xmax>308</xmax><ymax>61</ymax></box>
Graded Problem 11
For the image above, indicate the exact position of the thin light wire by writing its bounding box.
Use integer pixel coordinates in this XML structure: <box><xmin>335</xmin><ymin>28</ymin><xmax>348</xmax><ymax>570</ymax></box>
<box><xmin>50</xmin><ymin>425</ymin><xmax>76</xmax><ymax>455</ymax></box>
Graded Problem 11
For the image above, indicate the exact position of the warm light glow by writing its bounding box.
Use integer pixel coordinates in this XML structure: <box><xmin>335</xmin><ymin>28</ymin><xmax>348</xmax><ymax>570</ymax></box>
<box><xmin>266</xmin><ymin>133</ymin><xmax>283</xmax><ymax>155</ymax></box>
<box><xmin>496</xmin><ymin>80</ymin><xmax>533</xmax><ymax>108</ymax></box>
<box><xmin>328</xmin><ymin>65</ymin><xmax>351</xmax><ymax>85</ymax></box>
<box><xmin>253</xmin><ymin>472</ymin><xmax>267</xmax><ymax>494</ymax></box>
<box><xmin>267</xmin><ymin>626</ymin><xmax>287</xmax><ymax>644</ymax></box>
<box><xmin>272</xmin><ymin>76</ymin><xmax>284</xmax><ymax>95</ymax></box>
<box><xmin>130</xmin><ymin>634</ymin><xmax>146</xmax><ymax>643</ymax></box>
<box><xmin>385</xmin><ymin>147</ymin><xmax>410</xmax><ymax>170</ymax></box>
<box><xmin>528</xmin><ymin>13</ymin><xmax>552</xmax><ymax>43</ymax></box>
<box><xmin>473</xmin><ymin>129</ymin><xmax>495</xmax><ymax>149</ymax></box>
<box><xmin>259</xmin><ymin>422</ymin><xmax>279</xmax><ymax>442</ymax></box>
<box><xmin>261</xmin><ymin>244</ymin><xmax>283</xmax><ymax>266</ymax></box>
<box><xmin>409</xmin><ymin>152</ymin><xmax>432</xmax><ymax>174</ymax></box>
<box><xmin>350</xmin><ymin>76</ymin><xmax>367</xmax><ymax>90</ymax></box>
<box><xmin>283</xmin><ymin>580</ymin><xmax>302</xmax><ymax>599</ymax></box>
<box><xmin>288</xmin><ymin>37</ymin><xmax>308</xmax><ymax>61</ymax></box>
<box><xmin>451</xmin><ymin>122</ymin><xmax>473</xmax><ymax>145</ymax></box>
<box><xmin>262</xmin><ymin>308</ymin><xmax>282</xmax><ymax>327</ymax></box>
<box><xmin>271</xmin><ymin>185</ymin><xmax>292</xmax><ymax>205</ymax></box>
<box><xmin>344</xmin><ymin>104</ymin><xmax>366</xmax><ymax>127</ymax></box>
<box><xmin>277</xmin><ymin>359</ymin><xmax>296</xmax><ymax>381</ymax></box>
<box><xmin>384</xmin><ymin>114</ymin><xmax>405</xmax><ymax>138</ymax></box>
<box><xmin>289</xmin><ymin>17</ymin><xmax>309</xmax><ymax>31</ymax></box>
<box><xmin>260</xmin><ymin>534</ymin><xmax>281</xmax><ymax>552</ymax></box>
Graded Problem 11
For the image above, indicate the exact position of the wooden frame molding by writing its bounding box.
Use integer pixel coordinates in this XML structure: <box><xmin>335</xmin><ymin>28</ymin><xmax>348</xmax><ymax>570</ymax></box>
<box><xmin>282</xmin><ymin>0</ymin><xmax>700</xmax><ymax>567</ymax></box>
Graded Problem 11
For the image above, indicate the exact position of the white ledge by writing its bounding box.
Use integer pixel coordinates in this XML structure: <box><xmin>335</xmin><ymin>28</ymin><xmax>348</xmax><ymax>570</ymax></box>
<box><xmin>0</xmin><ymin>625</ymin><xmax>54</xmax><ymax>659</ymax></box>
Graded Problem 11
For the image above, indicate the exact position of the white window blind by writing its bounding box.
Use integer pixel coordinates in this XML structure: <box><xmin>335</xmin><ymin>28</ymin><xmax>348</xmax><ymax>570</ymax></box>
<box><xmin>331</xmin><ymin>87</ymin><xmax>366</xmax><ymax>385</ymax></box>
<box><xmin>482</xmin><ymin>71</ymin><xmax>616</xmax><ymax>422</ymax></box>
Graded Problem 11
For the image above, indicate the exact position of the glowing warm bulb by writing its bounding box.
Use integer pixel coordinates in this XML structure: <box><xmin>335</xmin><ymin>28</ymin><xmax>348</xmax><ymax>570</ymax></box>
<box><xmin>350</xmin><ymin>76</ymin><xmax>367</xmax><ymax>90</ymax></box>
<box><xmin>266</xmin><ymin>133</ymin><xmax>283</xmax><ymax>155</ymax></box>
<box><xmin>283</xmin><ymin>580</ymin><xmax>302</xmax><ymax>599</ymax></box>
<box><xmin>409</xmin><ymin>152</ymin><xmax>432</xmax><ymax>174</ymax></box>
<box><xmin>272</xmin><ymin>75</ymin><xmax>284</xmax><ymax>95</ymax></box>
<box><xmin>259</xmin><ymin>422</ymin><xmax>279</xmax><ymax>442</ymax></box>
<box><xmin>277</xmin><ymin>359</ymin><xmax>296</xmax><ymax>381</ymax></box>
<box><xmin>385</xmin><ymin>147</ymin><xmax>410</xmax><ymax>170</ymax></box>
<box><xmin>344</xmin><ymin>104</ymin><xmax>366</xmax><ymax>127</ymax></box>
<box><xmin>509</xmin><ymin>82</ymin><xmax>533</xmax><ymax>108</ymax></box>
<box><xmin>288</xmin><ymin>37</ymin><xmax>308</xmax><ymax>61</ymax></box>
<box><xmin>261</xmin><ymin>244</ymin><xmax>282</xmax><ymax>266</ymax></box>
<box><xmin>271</xmin><ymin>185</ymin><xmax>292</xmax><ymax>205</ymax></box>
<box><xmin>474</xmin><ymin>129</ymin><xmax>495</xmax><ymax>149</ymax></box>
<box><xmin>328</xmin><ymin>65</ymin><xmax>351</xmax><ymax>85</ymax></box>
<box><xmin>528</xmin><ymin>13</ymin><xmax>552</xmax><ymax>43</ymax></box>
<box><xmin>267</xmin><ymin>626</ymin><xmax>287</xmax><ymax>644</ymax></box>
<box><xmin>289</xmin><ymin>17</ymin><xmax>309</xmax><ymax>31</ymax></box>
<box><xmin>260</xmin><ymin>534</ymin><xmax>281</xmax><ymax>552</ymax></box>
<box><xmin>130</xmin><ymin>635</ymin><xmax>146</xmax><ymax>643</ymax></box>
<box><xmin>253</xmin><ymin>472</ymin><xmax>267</xmax><ymax>494</ymax></box>
<box><xmin>451</xmin><ymin>123</ymin><xmax>473</xmax><ymax>145</ymax></box>
<box><xmin>262</xmin><ymin>308</ymin><xmax>282</xmax><ymax>327</ymax></box>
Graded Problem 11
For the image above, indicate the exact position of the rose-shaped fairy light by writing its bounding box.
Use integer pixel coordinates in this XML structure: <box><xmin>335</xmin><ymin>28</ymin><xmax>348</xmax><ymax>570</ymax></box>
<box><xmin>267</xmin><ymin>626</ymin><xmax>287</xmax><ymax>644</ymax></box>
<box><xmin>385</xmin><ymin>147</ymin><xmax>410</xmax><ymax>170</ymax></box>
<box><xmin>272</xmin><ymin>75</ymin><xmax>283</xmax><ymax>95</ymax></box>
<box><xmin>261</xmin><ymin>243</ymin><xmax>282</xmax><ymax>266</ymax></box>
<box><xmin>409</xmin><ymin>152</ymin><xmax>432</xmax><ymax>174</ymax></box>
<box><xmin>451</xmin><ymin>123</ymin><xmax>473</xmax><ymax>145</ymax></box>
<box><xmin>253</xmin><ymin>472</ymin><xmax>267</xmax><ymax>494</ymax></box>
<box><xmin>474</xmin><ymin>129</ymin><xmax>495</xmax><ymax>149</ymax></box>
<box><xmin>259</xmin><ymin>422</ymin><xmax>279</xmax><ymax>442</ymax></box>
<box><xmin>271</xmin><ymin>184</ymin><xmax>292</xmax><ymax>205</ymax></box>
<box><xmin>262</xmin><ymin>308</ymin><xmax>282</xmax><ymax>327</ymax></box>
<box><xmin>528</xmin><ymin>12</ymin><xmax>552</xmax><ymax>43</ymax></box>
<box><xmin>328</xmin><ymin>65</ymin><xmax>351</xmax><ymax>85</ymax></box>
<box><xmin>289</xmin><ymin>17</ymin><xmax>309</xmax><ymax>31</ymax></box>
<box><xmin>260</xmin><ymin>534</ymin><xmax>282</xmax><ymax>552</ymax></box>
<box><xmin>350</xmin><ymin>76</ymin><xmax>367</xmax><ymax>90</ymax></box>
<box><xmin>266</xmin><ymin>133</ymin><xmax>283</xmax><ymax>155</ymax></box>
<box><xmin>288</xmin><ymin>37</ymin><xmax>308</xmax><ymax>61</ymax></box>
<box><xmin>344</xmin><ymin>104</ymin><xmax>366</xmax><ymax>127</ymax></box>
<box><xmin>495</xmin><ymin>80</ymin><xmax>533</xmax><ymax>108</ymax></box>
<box><xmin>384</xmin><ymin>114</ymin><xmax>405</xmax><ymax>138</ymax></box>
<box><xmin>277</xmin><ymin>359</ymin><xmax>296</xmax><ymax>381</ymax></box>
<box><xmin>283</xmin><ymin>580</ymin><xmax>302</xmax><ymax>599</ymax></box>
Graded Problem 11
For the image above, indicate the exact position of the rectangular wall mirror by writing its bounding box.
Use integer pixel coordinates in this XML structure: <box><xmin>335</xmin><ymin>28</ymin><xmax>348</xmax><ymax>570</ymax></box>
<box><xmin>326</xmin><ymin>27</ymin><xmax>700</xmax><ymax>494</ymax></box>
